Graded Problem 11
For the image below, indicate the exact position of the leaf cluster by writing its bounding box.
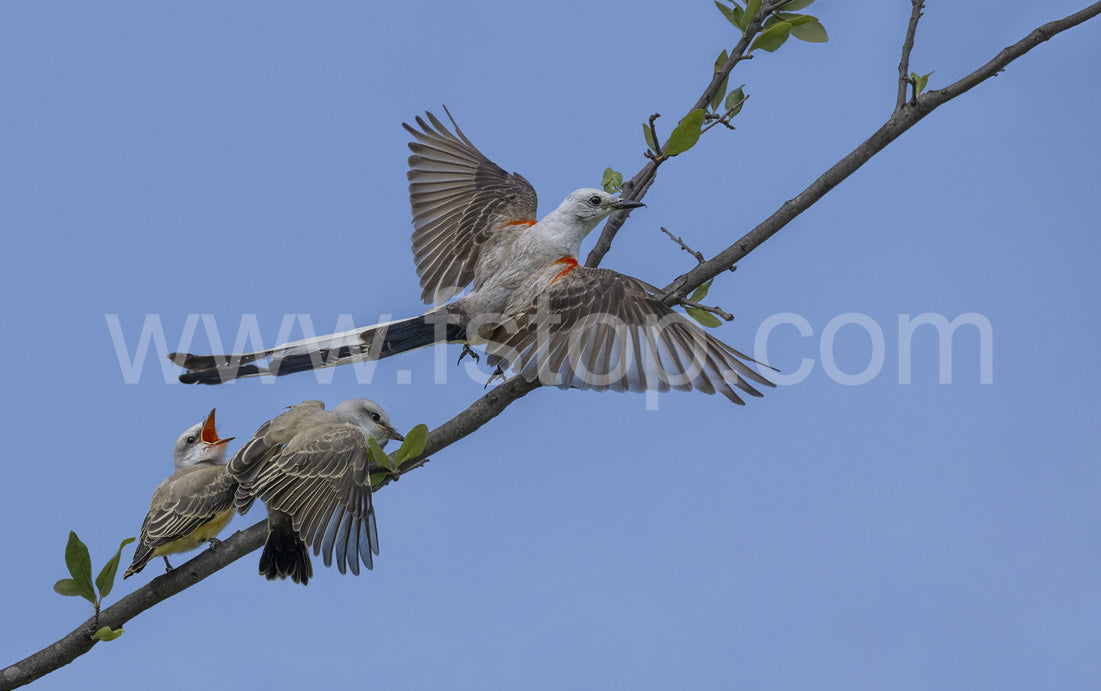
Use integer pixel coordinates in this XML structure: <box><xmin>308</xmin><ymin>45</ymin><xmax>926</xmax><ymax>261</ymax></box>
<box><xmin>53</xmin><ymin>532</ymin><xmax>135</xmax><ymax>641</ymax></box>
<box><xmin>714</xmin><ymin>0</ymin><xmax>828</xmax><ymax>52</ymax></box>
<box><xmin>369</xmin><ymin>423</ymin><xmax>430</xmax><ymax>486</ymax></box>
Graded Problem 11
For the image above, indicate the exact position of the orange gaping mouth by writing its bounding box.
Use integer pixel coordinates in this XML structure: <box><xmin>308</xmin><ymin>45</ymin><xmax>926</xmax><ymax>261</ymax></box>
<box><xmin>201</xmin><ymin>409</ymin><xmax>233</xmax><ymax>446</ymax></box>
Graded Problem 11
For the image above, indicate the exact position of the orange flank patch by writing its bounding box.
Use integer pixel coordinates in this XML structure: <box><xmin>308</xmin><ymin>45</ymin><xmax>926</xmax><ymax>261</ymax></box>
<box><xmin>504</xmin><ymin>219</ymin><xmax>537</xmax><ymax>228</ymax></box>
<box><xmin>552</xmin><ymin>256</ymin><xmax>579</xmax><ymax>281</ymax></box>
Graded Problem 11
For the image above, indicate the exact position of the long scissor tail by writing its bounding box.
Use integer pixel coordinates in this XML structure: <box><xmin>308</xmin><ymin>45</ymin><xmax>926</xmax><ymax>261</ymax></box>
<box><xmin>170</xmin><ymin>313</ymin><xmax>467</xmax><ymax>385</ymax></box>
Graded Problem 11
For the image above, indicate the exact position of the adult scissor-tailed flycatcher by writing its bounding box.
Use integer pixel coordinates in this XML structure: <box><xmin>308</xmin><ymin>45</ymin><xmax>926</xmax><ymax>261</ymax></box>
<box><xmin>124</xmin><ymin>409</ymin><xmax>236</xmax><ymax>578</ymax></box>
<box><xmin>172</xmin><ymin>111</ymin><xmax>773</xmax><ymax>404</ymax></box>
<box><xmin>229</xmin><ymin>398</ymin><xmax>403</xmax><ymax>585</ymax></box>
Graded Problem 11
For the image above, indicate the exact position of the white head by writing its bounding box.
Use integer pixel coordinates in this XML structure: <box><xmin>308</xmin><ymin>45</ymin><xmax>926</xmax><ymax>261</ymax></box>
<box><xmin>332</xmin><ymin>398</ymin><xmax>405</xmax><ymax>447</ymax></box>
<box><xmin>550</xmin><ymin>188</ymin><xmax>645</xmax><ymax>235</ymax></box>
<box><xmin>172</xmin><ymin>409</ymin><xmax>234</xmax><ymax>470</ymax></box>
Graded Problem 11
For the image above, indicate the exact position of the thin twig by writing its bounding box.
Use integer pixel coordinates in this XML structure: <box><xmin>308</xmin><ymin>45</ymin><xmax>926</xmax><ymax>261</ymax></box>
<box><xmin>678</xmin><ymin>298</ymin><xmax>734</xmax><ymax>321</ymax></box>
<box><xmin>701</xmin><ymin>94</ymin><xmax>749</xmax><ymax>134</ymax></box>
<box><xmin>660</xmin><ymin>227</ymin><xmax>707</xmax><ymax>264</ymax></box>
<box><xmin>702</xmin><ymin>117</ymin><xmax>737</xmax><ymax>132</ymax></box>
<box><xmin>647</xmin><ymin>114</ymin><xmax>661</xmax><ymax>155</ymax></box>
<box><xmin>896</xmin><ymin>0</ymin><xmax>926</xmax><ymax>109</ymax></box>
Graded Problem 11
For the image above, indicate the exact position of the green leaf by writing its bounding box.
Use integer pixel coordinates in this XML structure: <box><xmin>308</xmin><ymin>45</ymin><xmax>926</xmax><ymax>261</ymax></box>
<box><xmin>367</xmin><ymin>437</ymin><xmax>393</xmax><ymax>472</ymax></box>
<box><xmin>725</xmin><ymin>85</ymin><xmax>746</xmax><ymax>116</ymax></box>
<box><xmin>750</xmin><ymin>21</ymin><xmax>791</xmax><ymax>52</ymax></box>
<box><xmin>714</xmin><ymin>49</ymin><xmax>729</xmax><ymax>73</ymax></box>
<box><xmin>714</xmin><ymin>1</ymin><xmax>744</xmax><ymax>30</ymax></box>
<box><xmin>731</xmin><ymin>5</ymin><xmax>747</xmax><ymax>30</ymax></box>
<box><xmin>63</xmin><ymin>531</ymin><xmax>96</xmax><ymax>604</ymax></box>
<box><xmin>369</xmin><ymin>471</ymin><xmax>390</xmax><ymax>487</ymax></box>
<box><xmin>642</xmin><ymin>123</ymin><xmax>657</xmax><ymax>152</ymax></box>
<box><xmin>710</xmin><ymin>50</ymin><xmax>729</xmax><ymax>112</ymax></box>
<box><xmin>689</xmin><ymin>280</ymin><xmax>713</xmax><ymax>304</ymax></box>
<box><xmin>779</xmin><ymin>0</ymin><xmax>815</xmax><ymax>10</ymax></box>
<box><xmin>394</xmin><ymin>424</ymin><xmax>429</xmax><ymax>465</ymax></box>
<box><xmin>95</xmin><ymin>537</ymin><xmax>135</xmax><ymax>601</ymax></box>
<box><xmin>789</xmin><ymin>17</ymin><xmax>828</xmax><ymax>42</ymax></box>
<box><xmin>663</xmin><ymin>109</ymin><xmax>706</xmax><ymax>157</ymax></box>
<box><xmin>910</xmin><ymin>70</ymin><xmax>933</xmax><ymax>95</ymax></box>
<box><xmin>92</xmin><ymin>626</ymin><xmax>124</xmax><ymax>642</ymax></box>
<box><xmin>713</xmin><ymin>0</ymin><xmax>736</xmax><ymax>25</ymax></box>
<box><xmin>53</xmin><ymin>578</ymin><xmax>87</xmax><ymax>598</ymax></box>
<box><xmin>601</xmin><ymin>167</ymin><xmax>623</xmax><ymax>194</ymax></box>
<box><xmin>685</xmin><ymin>306</ymin><xmax>723</xmax><ymax>328</ymax></box>
<box><xmin>767</xmin><ymin>12</ymin><xmax>813</xmax><ymax>28</ymax></box>
<box><xmin>744</xmin><ymin>0</ymin><xmax>761</xmax><ymax>24</ymax></box>
<box><xmin>710</xmin><ymin>76</ymin><xmax>729</xmax><ymax>113</ymax></box>
<box><xmin>775</xmin><ymin>13</ymin><xmax>813</xmax><ymax>25</ymax></box>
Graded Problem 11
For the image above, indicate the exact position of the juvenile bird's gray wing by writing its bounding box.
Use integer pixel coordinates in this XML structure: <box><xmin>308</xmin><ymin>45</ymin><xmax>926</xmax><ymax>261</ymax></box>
<box><xmin>235</xmin><ymin>424</ymin><xmax>378</xmax><ymax>575</ymax></box>
<box><xmin>124</xmin><ymin>467</ymin><xmax>237</xmax><ymax>577</ymax></box>
<box><xmin>485</xmin><ymin>267</ymin><xmax>775</xmax><ymax>404</ymax></box>
<box><xmin>405</xmin><ymin>110</ymin><xmax>539</xmax><ymax>305</ymax></box>
<box><xmin>229</xmin><ymin>401</ymin><xmax>327</xmax><ymax>514</ymax></box>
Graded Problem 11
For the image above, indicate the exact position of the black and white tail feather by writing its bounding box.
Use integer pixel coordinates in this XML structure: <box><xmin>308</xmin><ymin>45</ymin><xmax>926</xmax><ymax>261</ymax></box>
<box><xmin>171</xmin><ymin>314</ymin><xmax>466</xmax><ymax>385</ymax></box>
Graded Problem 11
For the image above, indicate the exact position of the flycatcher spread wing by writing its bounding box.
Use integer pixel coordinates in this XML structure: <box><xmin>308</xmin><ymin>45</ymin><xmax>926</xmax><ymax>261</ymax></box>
<box><xmin>232</xmin><ymin>424</ymin><xmax>378</xmax><ymax>575</ymax></box>
<box><xmin>485</xmin><ymin>267</ymin><xmax>775</xmax><ymax>405</ymax></box>
<box><xmin>405</xmin><ymin>110</ymin><xmax>539</xmax><ymax>305</ymax></box>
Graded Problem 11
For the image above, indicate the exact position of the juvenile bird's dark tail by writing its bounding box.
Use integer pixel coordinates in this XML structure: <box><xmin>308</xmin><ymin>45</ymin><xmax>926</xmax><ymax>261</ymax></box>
<box><xmin>260</xmin><ymin>511</ymin><xmax>313</xmax><ymax>586</ymax></box>
<box><xmin>170</xmin><ymin>312</ymin><xmax>467</xmax><ymax>385</ymax></box>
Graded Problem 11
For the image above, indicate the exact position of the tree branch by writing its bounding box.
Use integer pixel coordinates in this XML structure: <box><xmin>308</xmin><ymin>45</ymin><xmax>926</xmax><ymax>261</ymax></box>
<box><xmin>585</xmin><ymin>7</ymin><xmax>774</xmax><ymax>268</ymax></box>
<box><xmin>896</xmin><ymin>0</ymin><xmax>926</xmax><ymax>109</ymax></box>
<box><xmin>923</xmin><ymin>2</ymin><xmax>1101</xmax><ymax>107</ymax></box>
<box><xmin>659</xmin><ymin>1</ymin><xmax>1101</xmax><ymax>304</ymax></box>
<box><xmin>7</xmin><ymin>3</ymin><xmax>1100</xmax><ymax>688</ymax></box>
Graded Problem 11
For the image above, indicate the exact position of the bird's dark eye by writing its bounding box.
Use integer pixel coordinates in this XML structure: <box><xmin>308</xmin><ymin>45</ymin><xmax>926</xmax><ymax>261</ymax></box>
<box><xmin>587</xmin><ymin>195</ymin><xmax>601</xmax><ymax>206</ymax></box>
<box><xmin>186</xmin><ymin>436</ymin><xmax>196</xmax><ymax>444</ymax></box>
<box><xmin>370</xmin><ymin>412</ymin><xmax>381</xmax><ymax>422</ymax></box>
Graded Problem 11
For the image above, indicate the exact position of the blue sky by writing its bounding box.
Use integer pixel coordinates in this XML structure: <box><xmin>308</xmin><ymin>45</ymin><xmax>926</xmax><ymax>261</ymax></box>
<box><xmin>3</xmin><ymin>2</ymin><xmax>1100</xmax><ymax>689</ymax></box>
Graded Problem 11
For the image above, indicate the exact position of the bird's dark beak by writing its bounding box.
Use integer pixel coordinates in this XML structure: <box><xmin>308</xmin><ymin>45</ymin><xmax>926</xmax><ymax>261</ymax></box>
<box><xmin>613</xmin><ymin>198</ymin><xmax>645</xmax><ymax>210</ymax></box>
<box><xmin>382</xmin><ymin>424</ymin><xmax>405</xmax><ymax>443</ymax></box>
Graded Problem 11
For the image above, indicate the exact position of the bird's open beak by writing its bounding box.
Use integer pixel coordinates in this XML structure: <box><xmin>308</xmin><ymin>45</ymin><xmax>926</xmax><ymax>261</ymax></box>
<box><xmin>381</xmin><ymin>423</ymin><xmax>405</xmax><ymax>443</ymax></box>
<box><xmin>613</xmin><ymin>198</ymin><xmax>645</xmax><ymax>210</ymax></box>
<box><xmin>201</xmin><ymin>409</ymin><xmax>235</xmax><ymax>446</ymax></box>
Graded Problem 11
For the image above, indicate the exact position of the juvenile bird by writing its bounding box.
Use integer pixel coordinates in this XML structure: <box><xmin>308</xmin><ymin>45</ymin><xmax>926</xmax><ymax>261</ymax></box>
<box><xmin>124</xmin><ymin>410</ymin><xmax>236</xmax><ymax>578</ymax></box>
<box><xmin>229</xmin><ymin>398</ymin><xmax>404</xmax><ymax>586</ymax></box>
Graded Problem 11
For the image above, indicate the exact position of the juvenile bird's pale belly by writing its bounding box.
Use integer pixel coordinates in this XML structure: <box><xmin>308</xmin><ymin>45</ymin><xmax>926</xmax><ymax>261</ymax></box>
<box><xmin>151</xmin><ymin>507</ymin><xmax>234</xmax><ymax>558</ymax></box>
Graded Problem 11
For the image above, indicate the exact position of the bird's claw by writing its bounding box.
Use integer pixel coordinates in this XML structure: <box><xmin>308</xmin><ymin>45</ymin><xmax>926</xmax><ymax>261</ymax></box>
<box><xmin>161</xmin><ymin>556</ymin><xmax>175</xmax><ymax>573</ymax></box>
<box><xmin>203</xmin><ymin>537</ymin><xmax>222</xmax><ymax>549</ymax></box>
<box><xmin>457</xmin><ymin>344</ymin><xmax>481</xmax><ymax>365</ymax></box>
<box><xmin>484</xmin><ymin>366</ymin><xmax>507</xmax><ymax>388</ymax></box>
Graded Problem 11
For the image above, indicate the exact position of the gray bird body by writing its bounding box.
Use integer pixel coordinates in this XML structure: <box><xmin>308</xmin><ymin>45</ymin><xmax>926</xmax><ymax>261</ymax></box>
<box><xmin>230</xmin><ymin>399</ymin><xmax>403</xmax><ymax>585</ymax></box>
